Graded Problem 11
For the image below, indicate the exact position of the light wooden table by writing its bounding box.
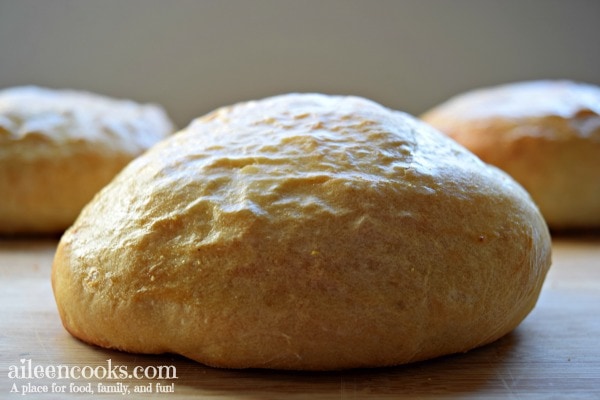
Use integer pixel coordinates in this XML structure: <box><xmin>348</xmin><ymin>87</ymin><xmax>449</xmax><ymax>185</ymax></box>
<box><xmin>1</xmin><ymin>236</ymin><xmax>598</xmax><ymax>399</ymax></box>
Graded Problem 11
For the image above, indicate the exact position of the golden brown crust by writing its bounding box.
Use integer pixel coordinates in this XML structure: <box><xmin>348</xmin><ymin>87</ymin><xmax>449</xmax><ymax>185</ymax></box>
<box><xmin>0</xmin><ymin>86</ymin><xmax>174</xmax><ymax>233</ymax></box>
<box><xmin>52</xmin><ymin>93</ymin><xmax>551</xmax><ymax>370</ymax></box>
<box><xmin>421</xmin><ymin>80</ymin><xmax>600</xmax><ymax>229</ymax></box>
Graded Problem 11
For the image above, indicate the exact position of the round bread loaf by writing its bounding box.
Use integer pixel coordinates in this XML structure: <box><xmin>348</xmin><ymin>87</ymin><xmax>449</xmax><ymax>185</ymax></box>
<box><xmin>52</xmin><ymin>94</ymin><xmax>551</xmax><ymax>370</ymax></box>
<box><xmin>0</xmin><ymin>86</ymin><xmax>174</xmax><ymax>234</ymax></box>
<box><xmin>421</xmin><ymin>80</ymin><xmax>600</xmax><ymax>230</ymax></box>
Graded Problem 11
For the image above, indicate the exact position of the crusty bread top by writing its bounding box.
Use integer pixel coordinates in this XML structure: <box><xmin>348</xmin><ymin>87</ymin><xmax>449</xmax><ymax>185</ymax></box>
<box><xmin>0</xmin><ymin>86</ymin><xmax>174</xmax><ymax>157</ymax></box>
<box><xmin>422</xmin><ymin>80</ymin><xmax>600</xmax><ymax>139</ymax></box>
<box><xmin>68</xmin><ymin>93</ymin><xmax>544</xmax><ymax>250</ymax></box>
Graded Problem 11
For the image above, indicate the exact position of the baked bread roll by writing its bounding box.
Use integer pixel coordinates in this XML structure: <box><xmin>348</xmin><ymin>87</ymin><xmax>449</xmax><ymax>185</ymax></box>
<box><xmin>0</xmin><ymin>86</ymin><xmax>174</xmax><ymax>234</ymax></box>
<box><xmin>421</xmin><ymin>80</ymin><xmax>600</xmax><ymax>230</ymax></box>
<box><xmin>52</xmin><ymin>94</ymin><xmax>551</xmax><ymax>370</ymax></box>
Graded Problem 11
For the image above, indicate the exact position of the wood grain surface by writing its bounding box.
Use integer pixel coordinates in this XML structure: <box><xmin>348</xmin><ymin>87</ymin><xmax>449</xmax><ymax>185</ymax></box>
<box><xmin>0</xmin><ymin>235</ymin><xmax>599</xmax><ymax>399</ymax></box>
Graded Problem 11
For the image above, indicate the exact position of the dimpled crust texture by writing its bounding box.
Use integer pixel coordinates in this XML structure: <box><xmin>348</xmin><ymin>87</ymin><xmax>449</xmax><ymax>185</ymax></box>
<box><xmin>421</xmin><ymin>80</ymin><xmax>600</xmax><ymax>230</ymax></box>
<box><xmin>0</xmin><ymin>86</ymin><xmax>174</xmax><ymax>234</ymax></box>
<box><xmin>52</xmin><ymin>94</ymin><xmax>551</xmax><ymax>370</ymax></box>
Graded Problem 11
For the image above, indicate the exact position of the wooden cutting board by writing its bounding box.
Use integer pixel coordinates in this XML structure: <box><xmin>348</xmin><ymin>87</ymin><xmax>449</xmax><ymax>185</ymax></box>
<box><xmin>1</xmin><ymin>236</ymin><xmax>599</xmax><ymax>399</ymax></box>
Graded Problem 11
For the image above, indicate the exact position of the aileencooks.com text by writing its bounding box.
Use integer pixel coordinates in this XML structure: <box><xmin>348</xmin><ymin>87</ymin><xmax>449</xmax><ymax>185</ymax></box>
<box><xmin>8</xmin><ymin>358</ymin><xmax>178</xmax><ymax>381</ymax></box>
